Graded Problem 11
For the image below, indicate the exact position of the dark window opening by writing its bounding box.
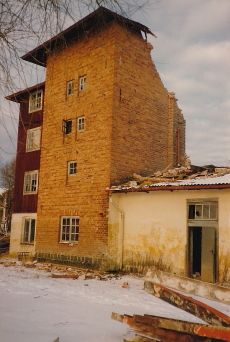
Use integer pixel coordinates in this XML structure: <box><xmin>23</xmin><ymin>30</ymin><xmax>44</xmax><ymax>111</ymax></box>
<box><xmin>191</xmin><ymin>227</ymin><xmax>202</xmax><ymax>276</ymax></box>
<box><xmin>62</xmin><ymin>120</ymin><xmax>72</xmax><ymax>134</ymax></box>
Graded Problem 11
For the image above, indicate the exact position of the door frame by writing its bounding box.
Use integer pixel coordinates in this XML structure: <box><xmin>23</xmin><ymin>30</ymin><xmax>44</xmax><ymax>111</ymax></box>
<box><xmin>186</xmin><ymin>198</ymin><xmax>218</xmax><ymax>283</ymax></box>
<box><xmin>188</xmin><ymin>224</ymin><xmax>216</xmax><ymax>282</ymax></box>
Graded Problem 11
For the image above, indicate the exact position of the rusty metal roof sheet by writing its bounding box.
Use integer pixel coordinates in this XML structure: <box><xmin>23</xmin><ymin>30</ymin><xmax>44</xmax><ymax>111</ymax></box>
<box><xmin>21</xmin><ymin>7</ymin><xmax>155</xmax><ymax>67</ymax></box>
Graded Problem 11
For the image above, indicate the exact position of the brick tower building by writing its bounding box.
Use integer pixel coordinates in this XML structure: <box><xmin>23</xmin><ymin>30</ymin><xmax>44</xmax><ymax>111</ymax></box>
<box><xmin>7</xmin><ymin>7</ymin><xmax>185</xmax><ymax>269</ymax></box>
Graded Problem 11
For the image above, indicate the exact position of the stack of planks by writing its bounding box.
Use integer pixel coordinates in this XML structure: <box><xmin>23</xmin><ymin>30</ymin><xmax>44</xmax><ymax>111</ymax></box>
<box><xmin>112</xmin><ymin>282</ymin><xmax>230</xmax><ymax>342</ymax></box>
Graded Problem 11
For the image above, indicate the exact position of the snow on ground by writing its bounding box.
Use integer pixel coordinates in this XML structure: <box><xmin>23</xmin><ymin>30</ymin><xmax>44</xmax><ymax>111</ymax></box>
<box><xmin>1</xmin><ymin>258</ymin><xmax>230</xmax><ymax>342</ymax></box>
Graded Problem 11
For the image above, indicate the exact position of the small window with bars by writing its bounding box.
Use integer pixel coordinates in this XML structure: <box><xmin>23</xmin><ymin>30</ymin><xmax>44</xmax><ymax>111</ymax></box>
<box><xmin>66</xmin><ymin>80</ymin><xmax>74</xmax><ymax>96</ymax></box>
<box><xmin>77</xmin><ymin>116</ymin><xmax>85</xmax><ymax>132</ymax></box>
<box><xmin>60</xmin><ymin>216</ymin><xmax>79</xmax><ymax>242</ymax></box>
<box><xmin>79</xmin><ymin>75</ymin><xmax>87</xmax><ymax>92</ymax></box>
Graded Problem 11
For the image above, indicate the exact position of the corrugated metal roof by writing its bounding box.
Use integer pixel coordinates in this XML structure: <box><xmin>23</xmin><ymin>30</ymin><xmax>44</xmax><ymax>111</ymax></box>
<box><xmin>108</xmin><ymin>173</ymin><xmax>230</xmax><ymax>193</ymax></box>
<box><xmin>148</xmin><ymin>174</ymin><xmax>230</xmax><ymax>188</ymax></box>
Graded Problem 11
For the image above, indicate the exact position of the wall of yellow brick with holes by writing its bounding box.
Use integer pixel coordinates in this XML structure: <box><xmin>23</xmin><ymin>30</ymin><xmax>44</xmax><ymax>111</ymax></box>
<box><xmin>35</xmin><ymin>21</ymin><xmax>185</xmax><ymax>266</ymax></box>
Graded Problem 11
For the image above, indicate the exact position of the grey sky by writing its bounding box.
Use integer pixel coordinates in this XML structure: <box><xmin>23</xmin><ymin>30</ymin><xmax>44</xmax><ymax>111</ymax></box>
<box><xmin>1</xmin><ymin>0</ymin><xmax>229</xmax><ymax>166</ymax></box>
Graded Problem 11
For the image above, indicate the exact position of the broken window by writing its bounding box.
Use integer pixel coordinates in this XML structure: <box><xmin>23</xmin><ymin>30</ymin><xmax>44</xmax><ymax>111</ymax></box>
<box><xmin>79</xmin><ymin>75</ymin><xmax>87</xmax><ymax>92</ymax></box>
<box><xmin>188</xmin><ymin>203</ymin><xmax>217</xmax><ymax>220</ymax></box>
<box><xmin>22</xmin><ymin>218</ymin><xmax>35</xmax><ymax>244</ymax></box>
<box><xmin>26</xmin><ymin>127</ymin><xmax>41</xmax><ymax>152</ymax></box>
<box><xmin>62</xmin><ymin>120</ymin><xmax>72</xmax><ymax>134</ymax></box>
<box><xmin>66</xmin><ymin>80</ymin><xmax>74</xmax><ymax>96</ymax></box>
<box><xmin>77</xmin><ymin>116</ymin><xmax>85</xmax><ymax>132</ymax></box>
<box><xmin>68</xmin><ymin>161</ymin><xmax>77</xmax><ymax>175</ymax></box>
<box><xmin>29</xmin><ymin>90</ymin><xmax>43</xmax><ymax>113</ymax></box>
<box><xmin>60</xmin><ymin>216</ymin><xmax>79</xmax><ymax>242</ymax></box>
<box><xmin>24</xmin><ymin>171</ymin><xmax>38</xmax><ymax>194</ymax></box>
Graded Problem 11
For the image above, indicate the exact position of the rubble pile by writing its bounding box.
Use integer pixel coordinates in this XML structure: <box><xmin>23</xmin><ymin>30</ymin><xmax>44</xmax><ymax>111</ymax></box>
<box><xmin>111</xmin><ymin>165</ymin><xmax>230</xmax><ymax>190</ymax></box>
<box><xmin>0</xmin><ymin>259</ymin><xmax>121</xmax><ymax>281</ymax></box>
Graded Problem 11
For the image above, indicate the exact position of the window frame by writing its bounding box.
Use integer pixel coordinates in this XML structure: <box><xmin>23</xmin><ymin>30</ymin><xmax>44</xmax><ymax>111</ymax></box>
<box><xmin>187</xmin><ymin>200</ymin><xmax>218</xmax><ymax>221</ymax></box>
<box><xmin>79</xmin><ymin>75</ymin><xmax>87</xmax><ymax>92</ymax></box>
<box><xmin>62</xmin><ymin>120</ymin><xmax>72</xmax><ymax>135</ymax></box>
<box><xmin>60</xmin><ymin>216</ymin><xmax>79</xmax><ymax>243</ymax></box>
<box><xmin>26</xmin><ymin>127</ymin><xmax>41</xmax><ymax>152</ymax></box>
<box><xmin>23</xmin><ymin>171</ymin><xmax>38</xmax><ymax>194</ymax></box>
<box><xmin>66</xmin><ymin>80</ymin><xmax>74</xmax><ymax>96</ymax></box>
<box><xmin>29</xmin><ymin>89</ymin><xmax>43</xmax><ymax>113</ymax></box>
<box><xmin>21</xmin><ymin>217</ymin><xmax>36</xmax><ymax>244</ymax></box>
<box><xmin>77</xmin><ymin>116</ymin><xmax>85</xmax><ymax>132</ymax></box>
<box><xmin>68</xmin><ymin>161</ymin><xmax>77</xmax><ymax>176</ymax></box>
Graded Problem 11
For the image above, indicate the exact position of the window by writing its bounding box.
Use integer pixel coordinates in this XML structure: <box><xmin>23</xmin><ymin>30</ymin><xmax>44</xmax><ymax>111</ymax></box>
<box><xmin>60</xmin><ymin>216</ymin><xmax>79</xmax><ymax>242</ymax></box>
<box><xmin>77</xmin><ymin>116</ymin><xmax>85</xmax><ymax>132</ymax></box>
<box><xmin>62</xmin><ymin>120</ymin><xmax>72</xmax><ymax>134</ymax></box>
<box><xmin>188</xmin><ymin>203</ymin><xmax>217</xmax><ymax>220</ymax></box>
<box><xmin>26</xmin><ymin>127</ymin><xmax>41</xmax><ymax>152</ymax></box>
<box><xmin>66</xmin><ymin>80</ymin><xmax>74</xmax><ymax>96</ymax></box>
<box><xmin>79</xmin><ymin>76</ymin><xmax>87</xmax><ymax>92</ymax></box>
<box><xmin>24</xmin><ymin>171</ymin><xmax>38</xmax><ymax>194</ymax></box>
<box><xmin>68</xmin><ymin>161</ymin><xmax>77</xmax><ymax>175</ymax></box>
<box><xmin>22</xmin><ymin>218</ymin><xmax>35</xmax><ymax>244</ymax></box>
<box><xmin>29</xmin><ymin>90</ymin><xmax>43</xmax><ymax>113</ymax></box>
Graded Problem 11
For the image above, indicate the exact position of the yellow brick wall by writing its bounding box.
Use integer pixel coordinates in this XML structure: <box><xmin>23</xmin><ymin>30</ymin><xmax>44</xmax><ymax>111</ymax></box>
<box><xmin>35</xmin><ymin>21</ymin><xmax>185</xmax><ymax>265</ymax></box>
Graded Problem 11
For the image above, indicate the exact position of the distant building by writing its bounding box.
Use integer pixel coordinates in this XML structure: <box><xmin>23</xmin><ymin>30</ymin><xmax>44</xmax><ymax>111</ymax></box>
<box><xmin>6</xmin><ymin>7</ymin><xmax>185</xmax><ymax>268</ymax></box>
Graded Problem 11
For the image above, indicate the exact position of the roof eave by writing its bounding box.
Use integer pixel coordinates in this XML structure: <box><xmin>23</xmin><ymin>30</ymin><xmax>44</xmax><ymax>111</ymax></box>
<box><xmin>5</xmin><ymin>82</ymin><xmax>45</xmax><ymax>103</ymax></box>
<box><xmin>21</xmin><ymin>7</ymin><xmax>155</xmax><ymax>67</ymax></box>
<box><xmin>108</xmin><ymin>184</ymin><xmax>230</xmax><ymax>194</ymax></box>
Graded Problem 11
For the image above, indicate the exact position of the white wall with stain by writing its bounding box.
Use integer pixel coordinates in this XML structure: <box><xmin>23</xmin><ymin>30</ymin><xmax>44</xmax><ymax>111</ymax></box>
<box><xmin>108</xmin><ymin>188</ymin><xmax>230</xmax><ymax>282</ymax></box>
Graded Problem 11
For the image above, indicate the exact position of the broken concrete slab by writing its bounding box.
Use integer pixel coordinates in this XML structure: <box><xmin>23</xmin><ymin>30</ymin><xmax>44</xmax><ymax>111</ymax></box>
<box><xmin>145</xmin><ymin>269</ymin><xmax>230</xmax><ymax>304</ymax></box>
<box><xmin>144</xmin><ymin>282</ymin><xmax>230</xmax><ymax>327</ymax></box>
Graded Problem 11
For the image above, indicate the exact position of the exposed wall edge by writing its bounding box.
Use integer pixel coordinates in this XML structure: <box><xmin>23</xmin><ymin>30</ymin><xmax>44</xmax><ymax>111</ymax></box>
<box><xmin>145</xmin><ymin>270</ymin><xmax>230</xmax><ymax>304</ymax></box>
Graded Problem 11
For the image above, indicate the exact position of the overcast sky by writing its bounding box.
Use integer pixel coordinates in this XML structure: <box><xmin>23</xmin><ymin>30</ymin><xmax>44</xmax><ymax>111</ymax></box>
<box><xmin>0</xmin><ymin>0</ymin><xmax>229</xmax><ymax>167</ymax></box>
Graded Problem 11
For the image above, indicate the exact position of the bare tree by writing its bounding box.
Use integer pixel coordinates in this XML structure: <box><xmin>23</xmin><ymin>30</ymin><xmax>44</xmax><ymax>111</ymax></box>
<box><xmin>0</xmin><ymin>157</ymin><xmax>15</xmax><ymax>233</ymax></box>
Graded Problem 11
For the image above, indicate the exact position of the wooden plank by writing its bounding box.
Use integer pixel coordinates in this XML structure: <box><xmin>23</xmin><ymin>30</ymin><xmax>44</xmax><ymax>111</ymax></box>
<box><xmin>134</xmin><ymin>314</ymin><xmax>230</xmax><ymax>341</ymax></box>
<box><xmin>128</xmin><ymin>321</ymin><xmax>211</xmax><ymax>342</ymax></box>
<box><xmin>111</xmin><ymin>312</ymin><xmax>212</xmax><ymax>342</ymax></box>
<box><xmin>144</xmin><ymin>281</ymin><xmax>230</xmax><ymax>327</ymax></box>
<box><xmin>52</xmin><ymin>274</ymin><xmax>79</xmax><ymax>279</ymax></box>
<box><xmin>111</xmin><ymin>312</ymin><xmax>133</xmax><ymax>324</ymax></box>
<box><xmin>123</xmin><ymin>335</ymin><xmax>156</xmax><ymax>342</ymax></box>
<box><xmin>111</xmin><ymin>312</ymin><xmax>125</xmax><ymax>323</ymax></box>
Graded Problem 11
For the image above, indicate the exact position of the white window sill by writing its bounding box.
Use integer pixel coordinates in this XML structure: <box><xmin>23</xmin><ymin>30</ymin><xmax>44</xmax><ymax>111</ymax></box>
<box><xmin>59</xmin><ymin>242</ymin><xmax>78</xmax><ymax>246</ymax></box>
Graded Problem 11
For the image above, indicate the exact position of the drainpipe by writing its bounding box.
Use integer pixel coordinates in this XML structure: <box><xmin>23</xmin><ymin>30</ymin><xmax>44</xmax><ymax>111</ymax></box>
<box><xmin>109</xmin><ymin>195</ymin><xmax>124</xmax><ymax>270</ymax></box>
